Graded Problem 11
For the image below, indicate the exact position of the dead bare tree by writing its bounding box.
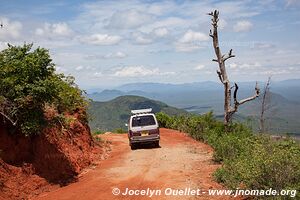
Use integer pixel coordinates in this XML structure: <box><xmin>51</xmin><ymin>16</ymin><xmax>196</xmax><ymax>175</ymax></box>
<box><xmin>208</xmin><ymin>10</ymin><xmax>260</xmax><ymax>127</ymax></box>
<box><xmin>259</xmin><ymin>77</ymin><xmax>271</xmax><ymax>133</ymax></box>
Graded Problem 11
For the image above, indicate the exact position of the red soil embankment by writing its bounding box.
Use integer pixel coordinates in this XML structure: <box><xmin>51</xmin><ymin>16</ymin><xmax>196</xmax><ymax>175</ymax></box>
<box><xmin>0</xmin><ymin>113</ymin><xmax>105</xmax><ymax>199</ymax></box>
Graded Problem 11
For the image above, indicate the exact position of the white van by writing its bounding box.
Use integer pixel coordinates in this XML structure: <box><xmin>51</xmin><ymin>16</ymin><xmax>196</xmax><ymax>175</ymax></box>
<box><xmin>126</xmin><ymin>108</ymin><xmax>160</xmax><ymax>150</ymax></box>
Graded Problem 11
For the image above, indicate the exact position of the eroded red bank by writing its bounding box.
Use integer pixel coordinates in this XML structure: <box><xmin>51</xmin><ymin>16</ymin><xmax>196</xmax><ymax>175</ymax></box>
<box><xmin>0</xmin><ymin>112</ymin><xmax>106</xmax><ymax>200</ymax></box>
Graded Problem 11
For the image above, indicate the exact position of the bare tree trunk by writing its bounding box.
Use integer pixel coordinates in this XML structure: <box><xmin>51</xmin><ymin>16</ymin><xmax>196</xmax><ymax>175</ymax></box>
<box><xmin>208</xmin><ymin>10</ymin><xmax>260</xmax><ymax>127</ymax></box>
<box><xmin>259</xmin><ymin>77</ymin><xmax>271</xmax><ymax>133</ymax></box>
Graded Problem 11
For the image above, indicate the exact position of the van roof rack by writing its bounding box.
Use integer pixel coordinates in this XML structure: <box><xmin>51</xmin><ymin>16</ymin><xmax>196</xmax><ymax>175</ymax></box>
<box><xmin>131</xmin><ymin>108</ymin><xmax>152</xmax><ymax>115</ymax></box>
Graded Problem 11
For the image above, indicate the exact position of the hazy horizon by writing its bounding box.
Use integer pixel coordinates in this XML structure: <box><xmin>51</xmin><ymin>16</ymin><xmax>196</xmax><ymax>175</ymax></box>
<box><xmin>84</xmin><ymin>78</ymin><xmax>300</xmax><ymax>92</ymax></box>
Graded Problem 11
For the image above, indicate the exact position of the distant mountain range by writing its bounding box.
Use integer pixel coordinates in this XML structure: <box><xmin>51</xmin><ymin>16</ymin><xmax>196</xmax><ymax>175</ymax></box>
<box><xmin>87</xmin><ymin>95</ymin><xmax>187</xmax><ymax>132</ymax></box>
<box><xmin>87</xmin><ymin>79</ymin><xmax>300</xmax><ymax>134</ymax></box>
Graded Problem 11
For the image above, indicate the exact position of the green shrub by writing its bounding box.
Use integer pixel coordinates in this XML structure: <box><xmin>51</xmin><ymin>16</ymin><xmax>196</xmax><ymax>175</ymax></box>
<box><xmin>93</xmin><ymin>130</ymin><xmax>105</xmax><ymax>135</ymax></box>
<box><xmin>113</xmin><ymin>128</ymin><xmax>127</xmax><ymax>133</ymax></box>
<box><xmin>156</xmin><ymin>112</ymin><xmax>172</xmax><ymax>127</ymax></box>
<box><xmin>216</xmin><ymin>138</ymin><xmax>300</xmax><ymax>189</ymax></box>
<box><xmin>207</xmin><ymin>124</ymin><xmax>254</xmax><ymax>162</ymax></box>
<box><xmin>157</xmin><ymin>112</ymin><xmax>300</xmax><ymax>198</ymax></box>
<box><xmin>0</xmin><ymin>44</ymin><xmax>88</xmax><ymax>135</ymax></box>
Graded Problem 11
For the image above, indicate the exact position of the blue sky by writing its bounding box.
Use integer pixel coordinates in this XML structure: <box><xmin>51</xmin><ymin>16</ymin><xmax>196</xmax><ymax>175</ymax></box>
<box><xmin>0</xmin><ymin>0</ymin><xmax>300</xmax><ymax>89</ymax></box>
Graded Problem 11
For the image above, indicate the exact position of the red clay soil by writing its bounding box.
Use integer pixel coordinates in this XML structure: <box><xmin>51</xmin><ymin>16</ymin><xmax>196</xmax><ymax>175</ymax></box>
<box><xmin>0</xmin><ymin>114</ymin><xmax>105</xmax><ymax>200</ymax></box>
<box><xmin>36</xmin><ymin>128</ymin><xmax>238</xmax><ymax>200</ymax></box>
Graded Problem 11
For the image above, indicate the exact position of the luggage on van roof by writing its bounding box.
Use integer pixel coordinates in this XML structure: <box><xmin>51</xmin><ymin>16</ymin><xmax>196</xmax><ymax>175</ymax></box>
<box><xmin>131</xmin><ymin>108</ymin><xmax>152</xmax><ymax>115</ymax></box>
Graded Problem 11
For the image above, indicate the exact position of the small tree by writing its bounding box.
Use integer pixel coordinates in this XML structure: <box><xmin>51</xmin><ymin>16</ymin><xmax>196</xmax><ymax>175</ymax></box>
<box><xmin>259</xmin><ymin>77</ymin><xmax>271</xmax><ymax>133</ymax></box>
<box><xmin>0</xmin><ymin>44</ymin><xmax>88</xmax><ymax>135</ymax></box>
<box><xmin>208</xmin><ymin>10</ymin><xmax>260</xmax><ymax>127</ymax></box>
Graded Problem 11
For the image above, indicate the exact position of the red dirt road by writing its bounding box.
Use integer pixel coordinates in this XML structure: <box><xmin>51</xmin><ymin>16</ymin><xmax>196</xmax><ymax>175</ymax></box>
<box><xmin>36</xmin><ymin>128</ymin><xmax>233</xmax><ymax>200</ymax></box>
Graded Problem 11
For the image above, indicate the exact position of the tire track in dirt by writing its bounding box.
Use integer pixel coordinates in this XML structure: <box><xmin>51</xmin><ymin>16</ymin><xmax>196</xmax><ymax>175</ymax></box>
<box><xmin>35</xmin><ymin>128</ymin><xmax>236</xmax><ymax>200</ymax></box>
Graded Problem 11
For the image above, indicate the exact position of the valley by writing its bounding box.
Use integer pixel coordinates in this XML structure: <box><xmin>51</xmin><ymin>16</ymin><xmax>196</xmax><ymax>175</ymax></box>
<box><xmin>87</xmin><ymin>80</ymin><xmax>300</xmax><ymax>135</ymax></box>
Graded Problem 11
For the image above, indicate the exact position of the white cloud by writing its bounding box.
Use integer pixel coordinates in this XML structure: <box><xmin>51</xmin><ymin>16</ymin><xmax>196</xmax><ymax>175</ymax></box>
<box><xmin>73</xmin><ymin>65</ymin><xmax>95</xmax><ymax>72</ymax></box>
<box><xmin>112</xmin><ymin>66</ymin><xmax>175</xmax><ymax>77</ymax></box>
<box><xmin>175</xmin><ymin>30</ymin><xmax>209</xmax><ymax>52</ymax></box>
<box><xmin>75</xmin><ymin>66</ymin><xmax>84</xmax><ymax>71</ymax></box>
<box><xmin>93</xmin><ymin>72</ymin><xmax>103</xmax><ymax>78</ymax></box>
<box><xmin>55</xmin><ymin>66</ymin><xmax>67</xmax><ymax>72</ymax></box>
<box><xmin>0</xmin><ymin>17</ymin><xmax>22</xmax><ymax>40</ymax></box>
<box><xmin>80</xmin><ymin>34</ymin><xmax>121</xmax><ymax>45</ymax></box>
<box><xmin>140</xmin><ymin>17</ymin><xmax>187</xmax><ymax>32</ymax></box>
<box><xmin>107</xmin><ymin>9</ymin><xmax>153</xmax><ymax>29</ymax></box>
<box><xmin>229</xmin><ymin>62</ymin><xmax>261</xmax><ymax>70</ymax></box>
<box><xmin>194</xmin><ymin>64</ymin><xmax>205</xmax><ymax>70</ymax></box>
<box><xmin>218</xmin><ymin>19</ymin><xmax>227</xmax><ymax>30</ymax></box>
<box><xmin>113</xmin><ymin>66</ymin><xmax>159</xmax><ymax>77</ymax></box>
<box><xmin>152</xmin><ymin>27</ymin><xmax>169</xmax><ymax>37</ymax></box>
<box><xmin>0</xmin><ymin>42</ymin><xmax>9</xmax><ymax>51</ymax></box>
<box><xmin>214</xmin><ymin>1</ymin><xmax>260</xmax><ymax>18</ymax></box>
<box><xmin>132</xmin><ymin>32</ymin><xmax>153</xmax><ymax>44</ymax></box>
<box><xmin>35</xmin><ymin>22</ymin><xmax>73</xmax><ymax>38</ymax></box>
<box><xmin>240</xmin><ymin>62</ymin><xmax>261</xmax><ymax>69</ymax></box>
<box><xmin>52</xmin><ymin>23</ymin><xmax>72</xmax><ymax>36</ymax></box>
<box><xmin>253</xmin><ymin>42</ymin><xmax>275</xmax><ymax>50</ymax></box>
<box><xmin>161</xmin><ymin>71</ymin><xmax>176</xmax><ymax>75</ymax></box>
<box><xmin>175</xmin><ymin>43</ymin><xmax>200</xmax><ymax>52</ymax></box>
<box><xmin>132</xmin><ymin>27</ymin><xmax>169</xmax><ymax>45</ymax></box>
<box><xmin>146</xmin><ymin>2</ymin><xmax>177</xmax><ymax>16</ymax></box>
<box><xmin>229</xmin><ymin>63</ymin><xmax>238</xmax><ymax>69</ymax></box>
<box><xmin>107</xmin><ymin>51</ymin><xmax>127</xmax><ymax>59</ymax></box>
<box><xmin>233</xmin><ymin>20</ymin><xmax>253</xmax><ymax>32</ymax></box>
<box><xmin>179</xmin><ymin>30</ymin><xmax>209</xmax><ymax>43</ymax></box>
<box><xmin>85</xmin><ymin>51</ymin><xmax>127</xmax><ymax>59</ymax></box>
<box><xmin>257</xmin><ymin>69</ymin><xmax>289</xmax><ymax>75</ymax></box>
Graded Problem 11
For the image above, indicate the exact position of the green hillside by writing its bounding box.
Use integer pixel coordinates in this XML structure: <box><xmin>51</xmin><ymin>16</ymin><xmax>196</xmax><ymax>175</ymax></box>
<box><xmin>87</xmin><ymin>95</ymin><xmax>188</xmax><ymax>132</ymax></box>
<box><xmin>238</xmin><ymin>92</ymin><xmax>300</xmax><ymax>134</ymax></box>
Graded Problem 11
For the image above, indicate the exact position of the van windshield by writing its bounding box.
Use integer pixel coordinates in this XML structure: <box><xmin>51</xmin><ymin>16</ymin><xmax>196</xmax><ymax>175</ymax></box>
<box><xmin>132</xmin><ymin>115</ymin><xmax>156</xmax><ymax>127</ymax></box>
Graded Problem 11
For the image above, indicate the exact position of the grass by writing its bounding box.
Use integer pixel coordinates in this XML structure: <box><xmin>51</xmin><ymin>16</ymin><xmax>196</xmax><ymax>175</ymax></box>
<box><xmin>92</xmin><ymin>130</ymin><xmax>105</xmax><ymax>135</ymax></box>
<box><xmin>113</xmin><ymin>128</ymin><xmax>127</xmax><ymax>133</ymax></box>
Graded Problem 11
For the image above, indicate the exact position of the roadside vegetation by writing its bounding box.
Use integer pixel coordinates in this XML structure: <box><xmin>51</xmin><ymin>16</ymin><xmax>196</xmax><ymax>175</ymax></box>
<box><xmin>92</xmin><ymin>128</ymin><xmax>127</xmax><ymax>135</ymax></box>
<box><xmin>0</xmin><ymin>44</ymin><xmax>88</xmax><ymax>136</ymax></box>
<box><xmin>156</xmin><ymin>112</ymin><xmax>300</xmax><ymax>198</ymax></box>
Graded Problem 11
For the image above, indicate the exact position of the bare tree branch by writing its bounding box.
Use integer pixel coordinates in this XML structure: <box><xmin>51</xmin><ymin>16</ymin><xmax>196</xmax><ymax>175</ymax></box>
<box><xmin>207</xmin><ymin>12</ymin><xmax>213</xmax><ymax>16</ymax></box>
<box><xmin>260</xmin><ymin>77</ymin><xmax>271</xmax><ymax>133</ymax></box>
<box><xmin>209</xmin><ymin>10</ymin><xmax>260</xmax><ymax>127</ymax></box>
<box><xmin>223</xmin><ymin>49</ymin><xmax>235</xmax><ymax>62</ymax></box>
<box><xmin>233</xmin><ymin>82</ymin><xmax>260</xmax><ymax>107</ymax></box>
<box><xmin>0</xmin><ymin>112</ymin><xmax>18</xmax><ymax>126</ymax></box>
<box><xmin>238</xmin><ymin>82</ymin><xmax>260</xmax><ymax>105</ymax></box>
<box><xmin>209</xmin><ymin>29</ymin><xmax>214</xmax><ymax>38</ymax></box>
<box><xmin>232</xmin><ymin>83</ymin><xmax>242</xmax><ymax>116</ymax></box>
